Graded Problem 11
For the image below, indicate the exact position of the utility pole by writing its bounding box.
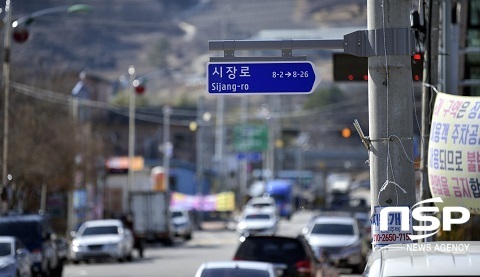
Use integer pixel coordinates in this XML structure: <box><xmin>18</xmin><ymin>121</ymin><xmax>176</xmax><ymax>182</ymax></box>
<box><xmin>239</xmin><ymin>96</ymin><xmax>248</xmax><ymax>207</ymax></box>
<box><xmin>127</xmin><ymin>65</ymin><xmax>136</xmax><ymax>213</ymax></box>
<box><xmin>2</xmin><ymin>0</ymin><xmax>12</xmax><ymax>214</ymax></box>
<box><xmin>196</xmin><ymin>97</ymin><xmax>204</xmax><ymax>227</ymax></box>
<box><xmin>368</xmin><ymin>0</ymin><xmax>417</xmax><ymax>246</ymax></box>
<box><xmin>420</xmin><ymin>0</ymin><xmax>440</xmax><ymax>203</ymax></box>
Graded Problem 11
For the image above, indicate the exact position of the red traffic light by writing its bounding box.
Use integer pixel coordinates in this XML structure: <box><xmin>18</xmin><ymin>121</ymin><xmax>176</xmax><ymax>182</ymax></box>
<box><xmin>12</xmin><ymin>27</ymin><xmax>29</xmax><ymax>43</ymax></box>
<box><xmin>134</xmin><ymin>84</ymin><xmax>145</xmax><ymax>94</ymax></box>
<box><xmin>133</xmin><ymin>79</ymin><xmax>146</xmax><ymax>94</ymax></box>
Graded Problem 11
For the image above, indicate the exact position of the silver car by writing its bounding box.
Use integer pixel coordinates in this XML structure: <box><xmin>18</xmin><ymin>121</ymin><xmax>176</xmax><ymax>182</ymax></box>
<box><xmin>171</xmin><ymin>209</ymin><xmax>193</xmax><ymax>240</ymax></box>
<box><xmin>301</xmin><ymin>215</ymin><xmax>366</xmax><ymax>274</ymax></box>
<box><xmin>195</xmin><ymin>261</ymin><xmax>279</xmax><ymax>277</ymax></box>
<box><xmin>0</xmin><ymin>236</ymin><xmax>32</xmax><ymax>277</ymax></box>
<box><xmin>236</xmin><ymin>210</ymin><xmax>279</xmax><ymax>240</ymax></box>
<box><xmin>70</xmin><ymin>219</ymin><xmax>134</xmax><ymax>263</ymax></box>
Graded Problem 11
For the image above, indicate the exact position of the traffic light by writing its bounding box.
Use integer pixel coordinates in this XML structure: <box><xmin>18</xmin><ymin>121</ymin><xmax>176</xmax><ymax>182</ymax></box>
<box><xmin>333</xmin><ymin>53</ymin><xmax>368</xmax><ymax>81</ymax></box>
<box><xmin>340</xmin><ymin>127</ymin><xmax>352</xmax><ymax>138</ymax></box>
<box><xmin>133</xmin><ymin>78</ymin><xmax>146</xmax><ymax>94</ymax></box>
<box><xmin>12</xmin><ymin>27</ymin><xmax>29</xmax><ymax>43</ymax></box>
<box><xmin>333</xmin><ymin>53</ymin><xmax>424</xmax><ymax>82</ymax></box>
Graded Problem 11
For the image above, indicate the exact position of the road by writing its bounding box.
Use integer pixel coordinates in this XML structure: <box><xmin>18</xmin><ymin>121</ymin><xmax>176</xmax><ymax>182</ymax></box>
<box><xmin>63</xmin><ymin>210</ymin><xmax>362</xmax><ymax>277</ymax></box>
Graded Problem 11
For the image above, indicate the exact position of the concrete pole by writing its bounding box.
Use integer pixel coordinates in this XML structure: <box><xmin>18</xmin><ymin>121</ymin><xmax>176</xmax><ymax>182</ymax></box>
<box><xmin>419</xmin><ymin>0</ymin><xmax>440</xmax><ymax>242</ymax></box>
<box><xmin>163</xmin><ymin>105</ymin><xmax>172</xmax><ymax>194</ymax></box>
<box><xmin>2</xmin><ymin>0</ymin><xmax>12</xmax><ymax>214</ymax></box>
<box><xmin>368</xmin><ymin>0</ymin><xmax>416</xmax><ymax>224</ymax></box>
<box><xmin>196</xmin><ymin>97</ymin><xmax>204</xmax><ymax>226</ymax></box>
<box><xmin>214</xmin><ymin>95</ymin><xmax>225</xmax><ymax>190</ymax></box>
<box><xmin>239</xmin><ymin>96</ymin><xmax>248</xmax><ymax>207</ymax></box>
<box><xmin>420</xmin><ymin>0</ymin><xmax>440</xmax><ymax>201</ymax></box>
<box><xmin>162</xmin><ymin>105</ymin><xmax>172</xmax><ymax>238</ymax></box>
<box><xmin>127</xmin><ymin>66</ymin><xmax>136</xmax><ymax>212</ymax></box>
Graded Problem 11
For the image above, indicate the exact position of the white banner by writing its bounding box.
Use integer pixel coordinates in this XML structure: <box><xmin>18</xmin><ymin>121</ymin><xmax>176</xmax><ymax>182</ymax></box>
<box><xmin>428</xmin><ymin>92</ymin><xmax>480</xmax><ymax>214</ymax></box>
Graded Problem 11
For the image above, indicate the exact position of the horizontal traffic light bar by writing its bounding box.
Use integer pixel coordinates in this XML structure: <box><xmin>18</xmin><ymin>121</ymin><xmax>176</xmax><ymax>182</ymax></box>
<box><xmin>333</xmin><ymin>53</ymin><xmax>424</xmax><ymax>82</ymax></box>
<box><xmin>209</xmin><ymin>28</ymin><xmax>416</xmax><ymax>58</ymax></box>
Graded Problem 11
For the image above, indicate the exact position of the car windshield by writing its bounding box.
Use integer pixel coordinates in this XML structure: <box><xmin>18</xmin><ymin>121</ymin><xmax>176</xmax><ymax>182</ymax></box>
<box><xmin>312</xmin><ymin>223</ymin><xmax>354</xmax><ymax>235</ymax></box>
<box><xmin>251</xmin><ymin>203</ymin><xmax>273</xmax><ymax>208</ymax></box>
<box><xmin>200</xmin><ymin>268</ymin><xmax>270</xmax><ymax>277</ymax></box>
<box><xmin>171</xmin><ymin>211</ymin><xmax>184</xmax><ymax>218</ymax></box>
<box><xmin>81</xmin><ymin>226</ymin><xmax>119</xmax><ymax>236</ymax></box>
<box><xmin>235</xmin><ymin>237</ymin><xmax>307</xmax><ymax>264</ymax></box>
<box><xmin>245</xmin><ymin>214</ymin><xmax>271</xmax><ymax>220</ymax></box>
<box><xmin>0</xmin><ymin>242</ymin><xmax>11</xmax><ymax>256</ymax></box>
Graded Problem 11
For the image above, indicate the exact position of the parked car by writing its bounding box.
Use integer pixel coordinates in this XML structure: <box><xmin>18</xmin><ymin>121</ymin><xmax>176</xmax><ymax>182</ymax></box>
<box><xmin>233</xmin><ymin>235</ymin><xmax>339</xmax><ymax>277</ymax></box>
<box><xmin>0</xmin><ymin>236</ymin><xmax>32</xmax><ymax>277</ymax></box>
<box><xmin>244</xmin><ymin>196</ymin><xmax>278</xmax><ymax>215</ymax></box>
<box><xmin>69</xmin><ymin>219</ymin><xmax>134</xmax><ymax>264</ymax></box>
<box><xmin>195</xmin><ymin>261</ymin><xmax>279</xmax><ymax>277</ymax></box>
<box><xmin>362</xmin><ymin>241</ymin><xmax>480</xmax><ymax>276</ymax></box>
<box><xmin>236</xmin><ymin>210</ymin><xmax>279</xmax><ymax>240</ymax></box>
<box><xmin>52</xmin><ymin>235</ymin><xmax>69</xmax><ymax>264</ymax></box>
<box><xmin>0</xmin><ymin>214</ymin><xmax>63</xmax><ymax>277</ymax></box>
<box><xmin>301</xmin><ymin>214</ymin><xmax>366</xmax><ymax>274</ymax></box>
<box><xmin>170</xmin><ymin>208</ymin><xmax>193</xmax><ymax>241</ymax></box>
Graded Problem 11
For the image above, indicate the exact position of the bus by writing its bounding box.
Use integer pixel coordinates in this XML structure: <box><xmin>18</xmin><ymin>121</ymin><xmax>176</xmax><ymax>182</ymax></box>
<box><xmin>265</xmin><ymin>179</ymin><xmax>294</xmax><ymax>220</ymax></box>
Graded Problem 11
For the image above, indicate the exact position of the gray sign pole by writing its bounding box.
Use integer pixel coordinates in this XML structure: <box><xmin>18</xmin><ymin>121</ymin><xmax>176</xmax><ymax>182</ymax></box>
<box><xmin>368</xmin><ymin>0</ymin><xmax>416</xmax><ymax>242</ymax></box>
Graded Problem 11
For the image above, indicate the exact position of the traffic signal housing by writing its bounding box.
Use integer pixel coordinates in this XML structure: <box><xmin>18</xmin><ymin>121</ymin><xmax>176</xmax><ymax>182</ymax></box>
<box><xmin>333</xmin><ymin>53</ymin><xmax>424</xmax><ymax>82</ymax></box>
<box><xmin>12</xmin><ymin>27</ymin><xmax>29</xmax><ymax>43</ymax></box>
<box><xmin>133</xmin><ymin>78</ymin><xmax>146</xmax><ymax>94</ymax></box>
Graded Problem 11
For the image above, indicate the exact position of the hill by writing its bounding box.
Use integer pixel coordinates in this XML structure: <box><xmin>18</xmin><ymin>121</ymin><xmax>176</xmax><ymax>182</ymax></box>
<box><xmin>7</xmin><ymin>0</ymin><xmax>366</xmax><ymax>83</ymax></box>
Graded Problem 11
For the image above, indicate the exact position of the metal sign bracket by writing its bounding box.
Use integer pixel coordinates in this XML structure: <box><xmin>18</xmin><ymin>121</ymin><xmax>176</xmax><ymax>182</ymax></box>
<box><xmin>209</xmin><ymin>27</ymin><xmax>416</xmax><ymax>59</ymax></box>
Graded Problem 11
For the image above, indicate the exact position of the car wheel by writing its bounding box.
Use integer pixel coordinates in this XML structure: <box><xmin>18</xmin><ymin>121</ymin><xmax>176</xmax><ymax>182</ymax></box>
<box><xmin>40</xmin><ymin>265</ymin><xmax>51</xmax><ymax>277</ymax></box>
<box><xmin>51</xmin><ymin>263</ymin><xmax>63</xmax><ymax>277</ymax></box>
<box><xmin>126</xmin><ymin>250</ymin><xmax>133</xmax><ymax>261</ymax></box>
<box><xmin>351</xmin><ymin>261</ymin><xmax>366</xmax><ymax>274</ymax></box>
<box><xmin>185</xmin><ymin>232</ymin><xmax>192</xmax><ymax>240</ymax></box>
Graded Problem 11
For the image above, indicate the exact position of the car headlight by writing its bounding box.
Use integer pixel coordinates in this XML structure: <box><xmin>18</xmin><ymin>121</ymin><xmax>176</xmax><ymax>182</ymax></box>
<box><xmin>237</xmin><ymin>222</ymin><xmax>246</xmax><ymax>230</ymax></box>
<box><xmin>72</xmin><ymin>240</ymin><xmax>80</xmax><ymax>247</ymax></box>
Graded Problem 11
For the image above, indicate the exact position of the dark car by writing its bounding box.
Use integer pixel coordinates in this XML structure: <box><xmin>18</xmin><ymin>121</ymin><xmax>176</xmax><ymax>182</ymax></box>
<box><xmin>0</xmin><ymin>214</ymin><xmax>63</xmax><ymax>277</ymax></box>
<box><xmin>233</xmin><ymin>235</ymin><xmax>339</xmax><ymax>277</ymax></box>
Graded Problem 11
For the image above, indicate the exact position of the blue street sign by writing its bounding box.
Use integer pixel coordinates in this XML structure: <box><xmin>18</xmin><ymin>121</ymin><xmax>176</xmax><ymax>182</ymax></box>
<box><xmin>237</xmin><ymin>152</ymin><xmax>262</xmax><ymax>162</ymax></box>
<box><xmin>207</xmin><ymin>61</ymin><xmax>321</xmax><ymax>94</ymax></box>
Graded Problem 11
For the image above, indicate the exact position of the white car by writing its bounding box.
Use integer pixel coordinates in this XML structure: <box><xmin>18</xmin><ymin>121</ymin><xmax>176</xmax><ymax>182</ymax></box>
<box><xmin>195</xmin><ymin>261</ymin><xmax>278</xmax><ymax>277</ymax></box>
<box><xmin>301</xmin><ymin>215</ymin><xmax>365</xmax><ymax>274</ymax></box>
<box><xmin>0</xmin><ymin>236</ymin><xmax>32</xmax><ymax>277</ymax></box>
<box><xmin>236</xmin><ymin>210</ymin><xmax>279</xmax><ymax>239</ymax></box>
<box><xmin>170</xmin><ymin>209</ymin><xmax>193</xmax><ymax>240</ymax></box>
<box><xmin>363</xmin><ymin>241</ymin><xmax>480</xmax><ymax>276</ymax></box>
<box><xmin>244</xmin><ymin>196</ymin><xmax>278</xmax><ymax>214</ymax></box>
<box><xmin>70</xmin><ymin>219</ymin><xmax>134</xmax><ymax>263</ymax></box>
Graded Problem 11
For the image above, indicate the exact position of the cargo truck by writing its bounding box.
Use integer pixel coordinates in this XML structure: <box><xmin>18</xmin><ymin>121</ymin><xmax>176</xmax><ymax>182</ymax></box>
<box><xmin>130</xmin><ymin>191</ymin><xmax>174</xmax><ymax>246</ymax></box>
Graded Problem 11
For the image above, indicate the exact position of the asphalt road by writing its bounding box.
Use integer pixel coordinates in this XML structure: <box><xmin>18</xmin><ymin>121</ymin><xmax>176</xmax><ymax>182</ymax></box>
<box><xmin>63</xmin><ymin>210</ymin><xmax>362</xmax><ymax>277</ymax></box>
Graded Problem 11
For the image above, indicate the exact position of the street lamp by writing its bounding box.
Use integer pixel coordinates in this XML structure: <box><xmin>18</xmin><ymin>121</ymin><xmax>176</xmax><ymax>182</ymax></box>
<box><xmin>190</xmin><ymin>96</ymin><xmax>211</xmax><ymax>228</ymax></box>
<box><xmin>162</xmin><ymin>105</ymin><xmax>172</xmax><ymax>194</ymax></box>
<box><xmin>1</xmin><ymin>3</ymin><xmax>93</xmax><ymax>212</ymax></box>
<box><xmin>10</xmin><ymin>4</ymin><xmax>94</xmax><ymax>43</ymax></box>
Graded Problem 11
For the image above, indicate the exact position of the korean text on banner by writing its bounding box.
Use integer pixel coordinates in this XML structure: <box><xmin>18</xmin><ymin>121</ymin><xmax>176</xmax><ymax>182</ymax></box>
<box><xmin>428</xmin><ymin>92</ymin><xmax>480</xmax><ymax>214</ymax></box>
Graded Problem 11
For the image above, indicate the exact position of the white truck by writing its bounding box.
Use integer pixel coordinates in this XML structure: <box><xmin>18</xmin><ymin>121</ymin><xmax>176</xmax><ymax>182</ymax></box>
<box><xmin>130</xmin><ymin>191</ymin><xmax>174</xmax><ymax>246</ymax></box>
